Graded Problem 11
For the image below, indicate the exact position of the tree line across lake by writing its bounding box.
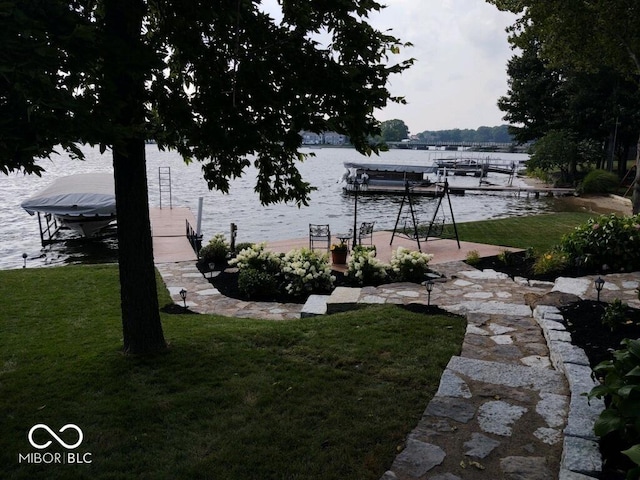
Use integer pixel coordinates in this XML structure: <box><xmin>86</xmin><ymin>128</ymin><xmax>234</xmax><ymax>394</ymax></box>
<box><xmin>379</xmin><ymin>120</ymin><xmax>513</xmax><ymax>144</ymax></box>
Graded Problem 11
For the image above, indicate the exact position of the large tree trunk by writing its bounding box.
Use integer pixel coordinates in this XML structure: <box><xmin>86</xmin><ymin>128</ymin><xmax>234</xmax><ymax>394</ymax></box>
<box><xmin>113</xmin><ymin>140</ymin><xmax>166</xmax><ymax>354</ymax></box>
<box><xmin>105</xmin><ymin>0</ymin><xmax>167</xmax><ymax>354</ymax></box>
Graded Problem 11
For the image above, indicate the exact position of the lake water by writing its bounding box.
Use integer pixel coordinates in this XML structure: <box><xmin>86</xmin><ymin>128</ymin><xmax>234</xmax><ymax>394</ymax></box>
<box><xmin>0</xmin><ymin>145</ymin><xmax>555</xmax><ymax>270</ymax></box>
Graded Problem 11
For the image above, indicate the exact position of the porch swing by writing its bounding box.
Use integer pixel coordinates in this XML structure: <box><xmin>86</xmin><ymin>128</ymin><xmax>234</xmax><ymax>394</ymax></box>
<box><xmin>390</xmin><ymin>180</ymin><xmax>460</xmax><ymax>252</ymax></box>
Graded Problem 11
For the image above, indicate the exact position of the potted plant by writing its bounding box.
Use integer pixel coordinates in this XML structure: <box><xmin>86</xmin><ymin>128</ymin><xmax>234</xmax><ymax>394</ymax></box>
<box><xmin>330</xmin><ymin>241</ymin><xmax>349</xmax><ymax>264</ymax></box>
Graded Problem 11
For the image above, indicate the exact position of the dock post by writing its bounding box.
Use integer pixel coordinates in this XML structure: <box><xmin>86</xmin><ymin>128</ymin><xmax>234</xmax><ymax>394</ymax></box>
<box><xmin>196</xmin><ymin>197</ymin><xmax>203</xmax><ymax>237</ymax></box>
<box><xmin>230</xmin><ymin>223</ymin><xmax>237</xmax><ymax>251</ymax></box>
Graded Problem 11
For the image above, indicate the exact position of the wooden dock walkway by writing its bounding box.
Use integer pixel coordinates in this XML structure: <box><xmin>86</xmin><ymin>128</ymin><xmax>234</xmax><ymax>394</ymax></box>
<box><xmin>150</xmin><ymin>207</ymin><xmax>199</xmax><ymax>263</ymax></box>
<box><xmin>345</xmin><ymin>184</ymin><xmax>575</xmax><ymax>197</ymax></box>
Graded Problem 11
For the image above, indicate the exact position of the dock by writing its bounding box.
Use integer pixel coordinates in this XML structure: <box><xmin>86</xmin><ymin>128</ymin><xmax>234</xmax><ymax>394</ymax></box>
<box><xmin>150</xmin><ymin>207</ymin><xmax>199</xmax><ymax>263</ymax></box>
<box><xmin>344</xmin><ymin>184</ymin><xmax>574</xmax><ymax>197</ymax></box>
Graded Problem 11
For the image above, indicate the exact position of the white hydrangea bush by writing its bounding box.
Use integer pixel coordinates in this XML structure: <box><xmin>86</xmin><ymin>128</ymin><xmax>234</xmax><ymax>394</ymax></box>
<box><xmin>229</xmin><ymin>243</ymin><xmax>282</xmax><ymax>274</ymax></box>
<box><xmin>389</xmin><ymin>247</ymin><xmax>434</xmax><ymax>283</ymax></box>
<box><xmin>281</xmin><ymin>248</ymin><xmax>335</xmax><ymax>296</ymax></box>
<box><xmin>345</xmin><ymin>246</ymin><xmax>387</xmax><ymax>286</ymax></box>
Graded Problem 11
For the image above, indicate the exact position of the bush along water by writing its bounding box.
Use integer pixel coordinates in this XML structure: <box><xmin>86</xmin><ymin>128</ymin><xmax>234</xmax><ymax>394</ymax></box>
<box><xmin>199</xmin><ymin>233</ymin><xmax>231</xmax><ymax>267</ymax></box>
<box><xmin>484</xmin><ymin>214</ymin><xmax>640</xmax><ymax>279</ymax></box>
<box><xmin>579</xmin><ymin>169</ymin><xmax>619</xmax><ymax>194</ymax></box>
<box><xmin>559</xmin><ymin>214</ymin><xmax>640</xmax><ymax>273</ymax></box>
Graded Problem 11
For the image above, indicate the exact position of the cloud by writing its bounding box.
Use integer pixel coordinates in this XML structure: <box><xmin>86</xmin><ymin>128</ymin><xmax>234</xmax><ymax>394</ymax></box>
<box><xmin>259</xmin><ymin>0</ymin><xmax>516</xmax><ymax>133</ymax></box>
<box><xmin>368</xmin><ymin>0</ymin><xmax>516</xmax><ymax>132</ymax></box>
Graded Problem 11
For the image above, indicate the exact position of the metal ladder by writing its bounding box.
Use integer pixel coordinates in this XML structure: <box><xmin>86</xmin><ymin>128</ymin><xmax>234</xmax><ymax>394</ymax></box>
<box><xmin>158</xmin><ymin>166</ymin><xmax>172</xmax><ymax>209</ymax></box>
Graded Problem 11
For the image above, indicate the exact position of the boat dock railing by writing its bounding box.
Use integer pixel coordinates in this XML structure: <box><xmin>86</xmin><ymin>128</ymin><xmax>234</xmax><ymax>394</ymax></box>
<box><xmin>186</xmin><ymin>219</ymin><xmax>203</xmax><ymax>257</ymax></box>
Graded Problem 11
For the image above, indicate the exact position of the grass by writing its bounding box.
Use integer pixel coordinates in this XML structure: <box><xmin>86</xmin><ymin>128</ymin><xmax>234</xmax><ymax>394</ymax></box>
<box><xmin>449</xmin><ymin>211</ymin><xmax>595</xmax><ymax>252</ymax></box>
<box><xmin>0</xmin><ymin>265</ymin><xmax>465</xmax><ymax>480</ymax></box>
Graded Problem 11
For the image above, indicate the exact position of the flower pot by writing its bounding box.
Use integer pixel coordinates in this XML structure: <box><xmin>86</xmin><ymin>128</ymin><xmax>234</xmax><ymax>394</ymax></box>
<box><xmin>331</xmin><ymin>250</ymin><xmax>348</xmax><ymax>265</ymax></box>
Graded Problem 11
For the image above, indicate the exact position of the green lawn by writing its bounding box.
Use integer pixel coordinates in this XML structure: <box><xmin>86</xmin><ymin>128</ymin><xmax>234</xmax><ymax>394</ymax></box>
<box><xmin>0</xmin><ymin>265</ymin><xmax>465</xmax><ymax>480</ymax></box>
<box><xmin>452</xmin><ymin>211</ymin><xmax>595</xmax><ymax>252</ymax></box>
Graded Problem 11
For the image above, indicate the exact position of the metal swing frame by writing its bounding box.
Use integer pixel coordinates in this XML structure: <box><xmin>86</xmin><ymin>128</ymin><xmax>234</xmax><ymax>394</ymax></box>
<box><xmin>390</xmin><ymin>179</ymin><xmax>460</xmax><ymax>252</ymax></box>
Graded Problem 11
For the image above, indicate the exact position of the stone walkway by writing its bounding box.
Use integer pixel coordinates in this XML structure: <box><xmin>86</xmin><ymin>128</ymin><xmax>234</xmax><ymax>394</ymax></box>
<box><xmin>156</xmin><ymin>259</ymin><xmax>640</xmax><ymax>480</ymax></box>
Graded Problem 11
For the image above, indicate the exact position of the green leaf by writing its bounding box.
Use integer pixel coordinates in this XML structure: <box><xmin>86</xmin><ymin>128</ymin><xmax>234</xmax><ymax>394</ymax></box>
<box><xmin>594</xmin><ymin>409</ymin><xmax>626</xmax><ymax>437</ymax></box>
<box><xmin>627</xmin><ymin>339</ymin><xmax>640</xmax><ymax>360</ymax></box>
<box><xmin>622</xmin><ymin>444</ymin><xmax>640</xmax><ymax>466</ymax></box>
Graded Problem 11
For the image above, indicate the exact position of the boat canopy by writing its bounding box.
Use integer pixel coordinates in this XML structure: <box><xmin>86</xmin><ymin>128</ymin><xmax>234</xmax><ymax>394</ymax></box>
<box><xmin>343</xmin><ymin>162</ymin><xmax>437</xmax><ymax>174</ymax></box>
<box><xmin>21</xmin><ymin>173</ymin><xmax>116</xmax><ymax>217</ymax></box>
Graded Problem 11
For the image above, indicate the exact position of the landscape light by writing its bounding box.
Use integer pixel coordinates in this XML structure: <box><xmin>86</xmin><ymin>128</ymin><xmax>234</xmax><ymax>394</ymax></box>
<box><xmin>424</xmin><ymin>279</ymin><xmax>434</xmax><ymax>307</ymax></box>
<box><xmin>179</xmin><ymin>289</ymin><xmax>187</xmax><ymax>309</ymax></box>
<box><xmin>594</xmin><ymin>277</ymin><xmax>605</xmax><ymax>302</ymax></box>
<box><xmin>22</xmin><ymin>252</ymin><xmax>27</xmax><ymax>268</ymax></box>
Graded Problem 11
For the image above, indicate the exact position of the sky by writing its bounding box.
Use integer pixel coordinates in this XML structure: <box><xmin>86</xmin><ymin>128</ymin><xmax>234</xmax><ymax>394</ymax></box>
<box><xmin>262</xmin><ymin>0</ymin><xmax>518</xmax><ymax>135</ymax></box>
<box><xmin>368</xmin><ymin>0</ymin><xmax>518</xmax><ymax>134</ymax></box>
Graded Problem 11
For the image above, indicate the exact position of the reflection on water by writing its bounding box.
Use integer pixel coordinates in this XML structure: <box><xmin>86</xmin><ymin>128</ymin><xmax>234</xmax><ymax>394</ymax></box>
<box><xmin>0</xmin><ymin>145</ymin><xmax>556</xmax><ymax>270</ymax></box>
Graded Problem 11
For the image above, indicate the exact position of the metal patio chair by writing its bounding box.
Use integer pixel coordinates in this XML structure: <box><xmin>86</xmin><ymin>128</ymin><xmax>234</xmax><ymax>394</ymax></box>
<box><xmin>309</xmin><ymin>224</ymin><xmax>331</xmax><ymax>252</ymax></box>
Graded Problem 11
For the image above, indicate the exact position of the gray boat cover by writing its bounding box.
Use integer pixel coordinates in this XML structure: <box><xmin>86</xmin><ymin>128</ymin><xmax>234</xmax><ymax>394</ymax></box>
<box><xmin>21</xmin><ymin>173</ymin><xmax>116</xmax><ymax>217</ymax></box>
<box><xmin>343</xmin><ymin>162</ymin><xmax>437</xmax><ymax>174</ymax></box>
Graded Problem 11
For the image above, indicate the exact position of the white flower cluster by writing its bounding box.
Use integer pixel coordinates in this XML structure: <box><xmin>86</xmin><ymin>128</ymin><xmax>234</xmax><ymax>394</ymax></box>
<box><xmin>346</xmin><ymin>247</ymin><xmax>387</xmax><ymax>284</ymax></box>
<box><xmin>389</xmin><ymin>247</ymin><xmax>434</xmax><ymax>281</ymax></box>
<box><xmin>390</xmin><ymin>247</ymin><xmax>434</xmax><ymax>272</ymax></box>
<box><xmin>229</xmin><ymin>243</ymin><xmax>282</xmax><ymax>272</ymax></box>
<box><xmin>281</xmin><ymin>248</ymin><xmax>335</xmax><ymax>296</ymax></box>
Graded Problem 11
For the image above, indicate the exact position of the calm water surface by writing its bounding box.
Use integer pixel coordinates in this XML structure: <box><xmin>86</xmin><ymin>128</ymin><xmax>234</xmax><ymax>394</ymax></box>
<box><xmin>0</xmin><ymin>145</ymin><xmax>554</xmax><ymax>270</ymax></box>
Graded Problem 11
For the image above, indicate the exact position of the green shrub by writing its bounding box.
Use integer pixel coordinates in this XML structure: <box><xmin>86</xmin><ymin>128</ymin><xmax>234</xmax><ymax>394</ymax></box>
<box><xmin>526</xmin><ymin>167</ymin><xmax>553</xmax><ymax>184</ymax></box>
<box><xmin>601</xmin><ymin>299</ymin><xmax>630</xmax><ymax>331</ymax></box>
<box><xmin>560</xmin><ymin>214</ymin><xmax>640</xmax><ymax>272</ymax></box>
<box><xmin>238</xmin><ymin>268</ymin><xmax>279</xmax><ymax>299</ymax></box>
<box><xmin>580</xmin><ymin>169</ymin><xmax>619</xmax><ymax>194</ymax></box>
<box><xmin>532</xmin><ymin>250</ymin><xmax>568</xmax><ymax>276</ymax></box>
<box><xmin>199</xmin><ymin>233</ymin><xmax>230</xmax><ymax>265</ymax></box>
<box><xmin>465</xmin><ymin>250</ymin><xmax>481</xmax><ymax>266</ymax></box>
<box><xmin>589</xmin><ymin>338</ymin><xmax>640</xmax><ymax>479</ymax></box>
<box><xmin>234</xmin><ymin>242</ymin><xmax>255</xmax><ymax>255</ymax></box>
<box><xmin>497</xmin><ymin>248</ymin><xmax>515</xmax><ymax>266</ymax></box>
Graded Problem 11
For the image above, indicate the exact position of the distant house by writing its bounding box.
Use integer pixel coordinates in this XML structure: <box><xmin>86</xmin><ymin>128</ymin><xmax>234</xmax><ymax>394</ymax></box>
<box><xmin>300</xmin><ymin>131</ymin><xmax>348</xmax><ymax>145</ymax></box>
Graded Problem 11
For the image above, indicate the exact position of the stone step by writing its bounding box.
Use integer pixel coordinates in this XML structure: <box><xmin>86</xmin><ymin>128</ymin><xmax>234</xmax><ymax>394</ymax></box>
<box><xmin>325</xmin><ymin>286</ymin><xmax>362</xmax><ymax>314</ymax></box>
<box><xmin>300</xmin><ymin>294</ymin><xmax>329</xmax><ymax>318</ymax></box>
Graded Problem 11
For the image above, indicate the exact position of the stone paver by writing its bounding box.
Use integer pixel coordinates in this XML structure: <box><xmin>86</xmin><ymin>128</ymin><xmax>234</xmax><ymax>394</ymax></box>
<box><xmin>156</xmin><ymin>258</ymin><xmax>640</xmax><ymax>479</ymax></box>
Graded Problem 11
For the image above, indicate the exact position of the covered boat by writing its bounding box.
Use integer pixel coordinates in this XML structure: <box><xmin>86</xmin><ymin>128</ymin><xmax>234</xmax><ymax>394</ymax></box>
<box><xmin>342</xmin><ymin>162</ymin><xmax>436</xmax><ymax>188</ymax></box>
<box><xmin>21</xmin><ymin>173</ymin><xmax>117</xmax><ymax>238</ymax></box>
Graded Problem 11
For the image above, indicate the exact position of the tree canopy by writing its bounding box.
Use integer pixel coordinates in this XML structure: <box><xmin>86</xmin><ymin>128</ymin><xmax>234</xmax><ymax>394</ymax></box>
<box><xmin>488</xmin><ymin>0</ymin><xmax>640</xmax><ymax>208</ymax></box>
<box><xmin>2</xmin><ymin>0</ymin><xmax>412</xmax><ymax>353</ymax></box>
<box><xmin>380</xmin><ymin>119</ymin><xmax>409</xmax><ymax>142</ymax></box>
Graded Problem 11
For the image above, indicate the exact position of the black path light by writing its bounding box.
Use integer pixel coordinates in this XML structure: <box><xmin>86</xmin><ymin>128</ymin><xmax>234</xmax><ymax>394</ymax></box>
<box><xmin>594</xmin><ymin>276</ymin><xmax>605</xmax><ymax>302</ymax></box>
<box><xmin>179</xmin><ymin>288</ymin><xmax>187</xmax><ymax>309</ymax></box>
<box><xmin>423</xmin><ymin>279</ymin><xmax>434</xmax><ymax>307</ymax></box>
<box><xmin>22</xmin><ymin>253</ymin><xmax>27</xmax><ymax>268</ymax></box>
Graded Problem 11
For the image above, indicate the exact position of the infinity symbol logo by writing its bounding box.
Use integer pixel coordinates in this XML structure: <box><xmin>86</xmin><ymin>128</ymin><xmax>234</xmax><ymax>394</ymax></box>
<box><xmin>28</xmin><ymin>424</ymin><xmax>83</xmax><ymax>450</ymax></box>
